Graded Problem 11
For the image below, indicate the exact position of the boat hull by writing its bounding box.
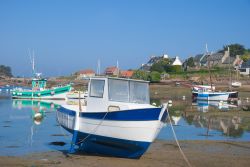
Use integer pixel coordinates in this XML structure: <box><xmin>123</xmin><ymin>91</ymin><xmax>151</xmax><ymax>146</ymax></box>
<box><xmin>192</xmin><ymin>91</ymin><xmax>238</xmax><ymax>101</ymax></box>
<box><xmin>12</xmin><ymin>85</ymin><xmax>71</xmax><ymax>100</ymax></box>
<box><xmin>56</xmin><ymin>106</ymin><xmax>167</xmax><ymax>158</ymax></box>
<box><xmin>197</xmin><ymin>92</ymin><xmax>229</xmax><ymax>101</ymax></box>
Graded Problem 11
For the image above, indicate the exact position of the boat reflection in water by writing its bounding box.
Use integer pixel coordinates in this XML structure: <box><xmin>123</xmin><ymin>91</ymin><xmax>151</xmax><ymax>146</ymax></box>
<box><xmin>192</xmin><ymin>100</ymin><xmax>238</xmax><ymax>113</ymax></box>
<box><xmin>12</xmin><ymin>100</ymin><xmax>60</xmax><ymax>125</ymax></box>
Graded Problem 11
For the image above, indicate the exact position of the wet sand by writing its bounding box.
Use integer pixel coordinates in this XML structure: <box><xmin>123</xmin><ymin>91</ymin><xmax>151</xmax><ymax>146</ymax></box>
<box><xmin>1</xmin><ymin>140</ymin><xmax>250</xmax><ymax>167</ymax></box>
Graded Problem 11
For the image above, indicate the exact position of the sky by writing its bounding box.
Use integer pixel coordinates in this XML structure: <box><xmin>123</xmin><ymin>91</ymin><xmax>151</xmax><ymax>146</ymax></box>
<box><xmin>0</xmin><ymin>0</ymin><xmax>250</xmax><ymax>77</ymax></box>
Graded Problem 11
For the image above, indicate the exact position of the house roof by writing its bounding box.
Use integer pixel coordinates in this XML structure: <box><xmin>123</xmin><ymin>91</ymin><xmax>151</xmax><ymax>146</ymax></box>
<box><xmin>241</xmin><ymin>60</ymin><xmax>250</xmax><ymax>68</ymax></box>
<box><xmin>147</xmin><ymin>56</ymin><xmax>163</xmax><ymax>65</ymax></box>
<box><xmin>172</xmin><ymin>56</ymin><xmax>182</xmax><ymax>65</ymax></box>
<box><xmin>209</xmin><ymin>53</ymin><xmax>224</xmax><ymax>61</ymax></box>
<box><xmin>105</xmin><ymin>66</ymin><xmax>118</xmax><ymax>73</ymax></box>
<box><xmin>200</xmin><ymin>53</ymin><xmax>224</xmax><ymax>64</ymax></box>
<box><xmin>120</xmin><ymin>70</ymin><xmax>134</xmax><ymax>78</ymax></box>
<box><xmin>193</xmin><ymin>54</ymin><xmax>203</xmax><ymax>62</ymax></box>
<box><xmin>78</xmin><ymin>69</ymin><xmax>95</xmax><ymax>75</ymax></box>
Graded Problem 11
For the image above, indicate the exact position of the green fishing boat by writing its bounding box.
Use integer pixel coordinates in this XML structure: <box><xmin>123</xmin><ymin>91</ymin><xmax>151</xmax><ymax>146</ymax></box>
<box><xmin>11</xmin><ymin>77</ymin><xmax>71</xmax><ymax>100</ymax></box>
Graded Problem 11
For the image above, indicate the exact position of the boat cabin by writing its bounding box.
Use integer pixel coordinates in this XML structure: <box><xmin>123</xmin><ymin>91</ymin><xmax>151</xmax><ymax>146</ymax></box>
<box><xmin>32</xmin><ymin>78</ymin><xmax>47</xmax><ymax>91</ymax></box>
<box><xmin>86</xmin><ymin>77</ymin><xmax>151</xmax><ymax>112</ymax></box>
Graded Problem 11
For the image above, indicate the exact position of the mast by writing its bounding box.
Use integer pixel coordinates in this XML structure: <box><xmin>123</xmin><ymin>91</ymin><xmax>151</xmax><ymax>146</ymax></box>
<box><xmin>228</xmin><ymin>47</ymin><xmax>232</xmax><ymax>91</ymax></box>
<box><xmin>208</xmin><ymin>53</ymin><xmax>213</xmax><ymax>91</ymax></box>
<box><xmin>206</xmin><ymin>44</ymin><xmax>213</xmax><ymax>91</ymax></box>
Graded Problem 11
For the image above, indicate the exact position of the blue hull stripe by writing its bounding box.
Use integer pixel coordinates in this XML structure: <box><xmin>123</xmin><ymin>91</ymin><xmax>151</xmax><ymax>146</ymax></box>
<box><xmin>58</xmin><ymin>107</ymin><xmax>76</xmax><ymax>116</ymax></box>
<box><xmin>62</xmin><ymin>126</ymin><xmax>150</xmax><ymax>159</ymax></box>
<box><xmin>198</xmin><ymin>93</ymin><xmax>227</xmax><ymax>97</ymax></box>
<box><xmin>58</xmin><ymin>107</ymin><xmax>162</xmax><ymax>121</ymax></box>
<box><xmin>80</xmin><ymin>108</ymin><xmax>162</xmax><ymax>121</ymax></box>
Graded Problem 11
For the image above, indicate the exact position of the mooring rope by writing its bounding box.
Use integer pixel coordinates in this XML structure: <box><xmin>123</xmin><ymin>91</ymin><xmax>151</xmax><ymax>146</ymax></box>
<box><xmin>166</xmin><ymin>106</ymin><xmax>193</xmax><ymax>167</ymax></box>
<box><xmin>73</xmin><ymin>110</ymin><xmax>109</xmax><ymax>146</ymax></box>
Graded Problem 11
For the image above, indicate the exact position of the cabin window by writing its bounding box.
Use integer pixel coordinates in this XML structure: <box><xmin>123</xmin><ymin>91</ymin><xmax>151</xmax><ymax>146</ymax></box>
<box><xmin>90</xmin><ymin>79</ymin><xmax>105</xmax><ymax>98</ymax></box>
<box><xmin>109</xmin><ymin>79</ymin><xmax>129</xmax><ymax>102</ymax></box>
<box><xmin>108</xmin><ymin>79</ymin><xmax>149</xmax><ymax>104</ymax></box>
<box><xmin>129</xmin><ymin>81</ymin><xmax>149</xmax><ymax>104</ymax></box>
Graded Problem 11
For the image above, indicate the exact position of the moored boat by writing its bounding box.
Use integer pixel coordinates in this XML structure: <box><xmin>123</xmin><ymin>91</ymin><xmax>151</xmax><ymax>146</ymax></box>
<box><xmin>231</xmin><ymin>81</ymin><xmax>242</xmax><ymax>88</ymax></box>
<box><xmin>56</xmin><ymin>77</ymin><xmax>168</xmax><ymax>159</ymax></box>
<box><xmin>196</xmin><ymin>88</ymin><xmax>229</xmax><ymax>101</ymax></box>
<box><xmin>11</xmin><ymin>75</ymin><xmax>71</xmax><ymax>100</ymax></box>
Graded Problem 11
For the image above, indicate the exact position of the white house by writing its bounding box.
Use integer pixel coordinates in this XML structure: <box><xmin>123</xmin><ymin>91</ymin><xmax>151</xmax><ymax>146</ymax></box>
<box><xmin>172</xmin><ymin>56</ymin><xmax>182</xmax><ymax>66</ymax></box>
<box><xmin>239</xmin><ymin>60</ymin><xmax>250</xmax><ymax>76</ymax></box>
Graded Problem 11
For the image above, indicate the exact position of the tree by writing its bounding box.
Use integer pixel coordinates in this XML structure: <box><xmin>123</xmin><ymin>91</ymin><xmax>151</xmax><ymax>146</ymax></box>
<box><xmin>170</xmin><ymin>65</ymin><xmax>182</xmax><ymax>73</ymax></box>
<box><xmin>150</xmin><ymin>58</ymin><xmax>171</xmax><ymax>73</ymax></box>
<box><xmin>132</xmin><ymin>70</ymin><xmax>149</xmax><ymax>81</ymax></box>
<box><xmin>241</xmin><ymin>50</ymin><xmax>250</xmax><ymax>62</ymax></box>
<box><xmin>186</xmin><ymin>57</ymin><xmax>195</xmax><ymax>67</ymax></box>
<box><xmin>0</xmin><ymin>65</ymin><xmax>13</xmax><ymax>77</ymax></box>
<box><xmin>223</xmin><ymin>44</ymin><xmax>245</xmax><ymax>57</ymax></box>
<box><xmin>149</xmin><ymin>71</ymin><xmax>161</xmax><ymax>83</ymax></box>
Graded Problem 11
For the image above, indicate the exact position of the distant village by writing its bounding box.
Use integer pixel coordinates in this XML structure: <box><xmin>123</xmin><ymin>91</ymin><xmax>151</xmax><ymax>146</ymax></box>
<box><xmin>1</xmin><ymin>43</ymin><xmax>250</xmax><ymax>84</ymax></box>
<box><xmin>75</xmin><ymin>44</ymin><xmax>250</xmax><ymax>82</ymax></box>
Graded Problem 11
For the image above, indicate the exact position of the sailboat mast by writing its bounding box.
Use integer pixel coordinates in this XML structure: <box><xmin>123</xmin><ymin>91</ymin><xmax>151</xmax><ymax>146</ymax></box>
<box><xmin>228</xmin><ymin>47</ymin><xmax>232</xmax><ymax>91</ymax></box>
<box><xmin>208</xmin><ymin>53</ymin><xmax>213</xmax><ymax>91</ymax></box>
<box><xmin>206</xmin><ymin>44</ymin><xmax>213</xmax><ymax>91</ymax></box>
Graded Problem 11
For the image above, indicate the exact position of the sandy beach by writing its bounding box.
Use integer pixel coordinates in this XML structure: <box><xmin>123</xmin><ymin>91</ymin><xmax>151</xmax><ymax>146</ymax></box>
<box><xmin>1</xmin><ymin>140</ymin><xmax>250</xmax><ymax>167</ymax></box>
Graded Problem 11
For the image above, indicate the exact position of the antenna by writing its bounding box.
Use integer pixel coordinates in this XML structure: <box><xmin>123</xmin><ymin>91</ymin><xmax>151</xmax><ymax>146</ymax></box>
<box><xmin>97</xmin><ymin>59</ymin><xmax>101</xmax><ymax>75</ymax></box>
<box><xmin>205</xmin><ymin>43</ymin><xmax>209</xmax><ymax>54</ymax></box>
<box><xmin>116</xmin><ymin>60</ymin><xmax>119</xmax><ymax>77</ymax></box>
<box><xmin>28</xmin><ymin>48</ymin><xmax>35</xmax><ymax>76</ymax></box>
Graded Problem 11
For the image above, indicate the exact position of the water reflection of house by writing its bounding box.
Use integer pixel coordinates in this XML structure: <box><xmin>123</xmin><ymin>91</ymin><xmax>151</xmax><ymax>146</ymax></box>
<box><xmin>171</xmin><ymin>116</ymin><xmax>181</xmax><ymax>125</ymax></box>
<box><xmin>184</xmin><ymin>114</ymin><xmax>245</xmax><ymax>137</ymax></box>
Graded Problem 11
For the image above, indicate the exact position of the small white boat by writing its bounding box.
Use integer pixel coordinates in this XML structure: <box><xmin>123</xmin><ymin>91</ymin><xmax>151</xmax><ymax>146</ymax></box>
<box><xmin>56</xmin><ymin>77</ymin><xmax>168</xmax><ymax>158</ymax></box>
<box><xmin>197</xmin><ymin>88</ymin><xmax>229</xmax><ymax>101</ymax></box>
<box><xmin>231</xmin><ymin>81</ymin><xmax>242</xmax><ymax>88</ymax></box>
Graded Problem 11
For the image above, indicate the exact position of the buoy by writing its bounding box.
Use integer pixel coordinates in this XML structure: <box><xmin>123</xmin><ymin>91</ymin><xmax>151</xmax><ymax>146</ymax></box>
<box><xmin>182</xmin><ymin>96</ymin><xmax>186</xmax><ymax>100</ymax></box>
<box><xmin>168</xmin><ymin>100</ymin><xmax>173</xmax><ymax>104</ymax></box>
<box><xmin>152</xmin><ymin>102</ymin><xmax>156</xmax><ymax>106</ymax></box>
<box><xmin>34</xmin><ymin>113</ymin><xmax>43</xmax><ymax>125</ymax></box>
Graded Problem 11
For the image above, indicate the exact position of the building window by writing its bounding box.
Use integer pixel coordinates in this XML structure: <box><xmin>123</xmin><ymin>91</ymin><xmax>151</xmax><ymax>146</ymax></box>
<box><xmin>239</xmin><ymin>68</ymin><xmax>246</xmax><ymax>72</ymax></box>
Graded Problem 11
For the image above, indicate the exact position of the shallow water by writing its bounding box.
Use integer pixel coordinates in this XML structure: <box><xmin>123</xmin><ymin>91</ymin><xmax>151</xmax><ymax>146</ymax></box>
<box><xmin>0</xmin><ymin>89</ymin><xmax>250</xmax><ymax>156</ymax></box>
<box><xmin>0</xmin><ymin>98</ymin><xmax>71</xmax><ymax>156</ymax></box>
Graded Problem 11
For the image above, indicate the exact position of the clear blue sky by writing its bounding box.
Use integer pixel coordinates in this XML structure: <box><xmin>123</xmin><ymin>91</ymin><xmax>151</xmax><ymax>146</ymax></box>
<box><xmin>0</xmin><ymin>0</ymin><xmax>250</xmax><ymax>77</ymax></box>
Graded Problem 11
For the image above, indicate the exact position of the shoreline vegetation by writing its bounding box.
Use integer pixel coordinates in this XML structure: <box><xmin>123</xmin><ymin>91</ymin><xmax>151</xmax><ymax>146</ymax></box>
<box><xmin>0</xmin><ymin>140</ymin><xmax>250</xmax><ymax>167</ymax></box>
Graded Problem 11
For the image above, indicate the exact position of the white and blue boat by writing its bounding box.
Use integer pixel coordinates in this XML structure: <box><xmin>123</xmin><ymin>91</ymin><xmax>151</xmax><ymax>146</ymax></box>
<box><xmin>196</xmin><ymin>88</ymin><xmax>229</xmax><ymax>101</ymax></box>
<box><xmin>56</xmin><ymin>77</ymin><xmax>168</xmax><ymax>159</ymax></box>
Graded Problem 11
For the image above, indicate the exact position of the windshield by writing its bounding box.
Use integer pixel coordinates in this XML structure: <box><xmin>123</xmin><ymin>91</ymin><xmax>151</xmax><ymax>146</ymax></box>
<box><xmin>108</xmin><ymin>79</ymin><xmax>149</xmax><ymax>104</ymax></box>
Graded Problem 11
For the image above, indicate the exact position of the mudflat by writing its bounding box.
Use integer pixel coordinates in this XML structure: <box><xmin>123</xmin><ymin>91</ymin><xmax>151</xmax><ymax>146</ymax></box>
<box><xmin>1</xmin><ymin>140</ymin><xmax>250</xmax><ymax>167</ymax></box>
